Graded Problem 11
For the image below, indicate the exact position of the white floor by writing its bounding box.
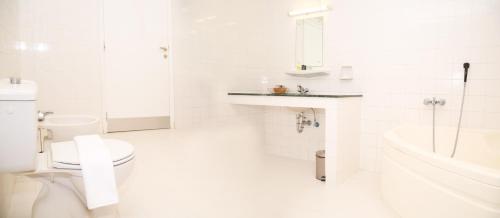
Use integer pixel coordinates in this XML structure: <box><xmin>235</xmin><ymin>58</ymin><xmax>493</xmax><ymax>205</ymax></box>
<box><xmin>7</xmin><ymin>126</ymin><xmax>399</xmax><ymax>218</ymax></box>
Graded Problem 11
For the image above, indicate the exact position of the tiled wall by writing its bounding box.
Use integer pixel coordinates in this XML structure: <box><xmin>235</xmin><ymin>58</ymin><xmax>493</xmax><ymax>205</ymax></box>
<box><xmin>171</xmin><ymin>0</ymin><xmax>359</xmax><ymax>161</ymax></box>
<box><xmin>0</xmin><ymin>0</ymin><xmax>21</xmax><ymax>79</ymax></box>
<box><xmin>173</xmin><ymin>0</ymin><xmax>500</xmax><ymax>171</ymax></box>
<box><xmin>1</xmin><ymin>0</ymin><xmax>103</xmax><ymax>117</ymax></box>
<box><xmin>171</xmin><ymin>0</ymin><xmax>275</xmax><ymax>129</ymax></box>
<box><xmin>1</xmin><ymin>0</ymin><xmax>498</xmax><ymax>175</ymax></box>
<box><xmin>330</xmin><ymin>0</ymin><xmax>500</xmax><ymax>171</ymax></box>
<box><xmin>264</xmin><ymin>107</ymin><xmax>325</xmax><ymax>161</ymax></box>
<box><xmin>0</xmin><ymin>1</ymin><xmax>19</xmax><ymax>216</ymax></box>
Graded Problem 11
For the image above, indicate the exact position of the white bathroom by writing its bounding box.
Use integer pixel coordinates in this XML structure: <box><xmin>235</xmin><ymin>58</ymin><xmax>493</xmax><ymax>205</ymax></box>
<box><xmin>0</xmin><ymin>0</ymin><xmax>499</xmax><ymax>217</ymax></box>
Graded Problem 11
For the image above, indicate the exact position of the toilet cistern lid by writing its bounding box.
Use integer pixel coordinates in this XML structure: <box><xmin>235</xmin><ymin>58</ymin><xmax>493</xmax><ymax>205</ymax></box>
<box><xmin>50</xmin><ymin>139</ymin><xmax>135</xmax><ymax>167</ymax></box>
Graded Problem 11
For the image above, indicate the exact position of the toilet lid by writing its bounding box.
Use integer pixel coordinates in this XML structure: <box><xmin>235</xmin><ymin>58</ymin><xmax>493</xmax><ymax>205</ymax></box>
<box><xmin>51</xmin><ymin>138</ymin><xmax>135</xmax><ymax>170</ymax></box>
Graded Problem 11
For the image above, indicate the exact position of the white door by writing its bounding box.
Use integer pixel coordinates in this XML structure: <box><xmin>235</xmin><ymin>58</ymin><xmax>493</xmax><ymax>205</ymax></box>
<box><xmin>103</xmin><ymin>0</ymin><xmax>171</xmax><ymax>131</ymax></box>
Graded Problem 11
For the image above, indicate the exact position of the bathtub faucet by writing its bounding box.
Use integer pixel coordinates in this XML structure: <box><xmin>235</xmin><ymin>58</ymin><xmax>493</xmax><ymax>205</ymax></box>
<box><xmin>423</xmin><ymin>97</ymin><xmax>446</xmax><ymax>106</ymax></box>
<box><xmin>424</xmin><ymin>97</ymin><xmax>446</xmax><ymax>153</ymax></box>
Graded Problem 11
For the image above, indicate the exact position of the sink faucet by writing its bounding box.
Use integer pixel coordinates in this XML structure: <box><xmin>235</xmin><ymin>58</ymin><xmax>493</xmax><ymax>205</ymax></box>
<box><xmin>297</xmin><ymin>85</ymin><xmax>309</xmax><ymax>95</ymax></box>
<box><xmin>38</xmin><ymin>111</ymin><xmax>54</xmax><ymax>122</ymax></box>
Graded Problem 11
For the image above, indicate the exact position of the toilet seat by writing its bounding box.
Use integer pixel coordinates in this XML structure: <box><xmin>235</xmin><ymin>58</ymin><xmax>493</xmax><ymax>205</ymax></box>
<box><xmin>50</xmin><ymin>139</ymin><xmax>135</xmax><ymax>170</ymax></box>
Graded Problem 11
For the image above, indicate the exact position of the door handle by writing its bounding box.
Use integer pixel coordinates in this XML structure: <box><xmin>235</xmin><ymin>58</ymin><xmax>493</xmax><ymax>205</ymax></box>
<box><xmin>160</xmin><ymin>46</ymin><xmax>168</xmax><ymax>59</ymax></box>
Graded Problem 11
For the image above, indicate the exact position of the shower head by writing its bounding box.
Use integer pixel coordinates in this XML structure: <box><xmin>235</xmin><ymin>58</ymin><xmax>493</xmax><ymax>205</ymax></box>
<box><xmin>463</xmin><ymin>63</ymin><xmax>470</xmax><ymax>83</ymax></box>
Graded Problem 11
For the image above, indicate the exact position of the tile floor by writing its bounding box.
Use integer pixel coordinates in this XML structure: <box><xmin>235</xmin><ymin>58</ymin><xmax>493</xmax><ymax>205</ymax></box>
<box><xmin>7</xmin><ymin>126</ymin><xmax>399</xmax><ymax>218</ymax></box>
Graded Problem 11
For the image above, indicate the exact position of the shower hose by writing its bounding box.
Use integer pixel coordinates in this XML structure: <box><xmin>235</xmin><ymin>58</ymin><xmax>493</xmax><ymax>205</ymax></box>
<box><xmin>432</xmin><ymin>63</ymin><xmax>469</xmax><ymax>158</ymax></box>
<box><xmin>450</xmin><ymin>82</ymin><xmax>467</xmax><ymax>158</ymax></box>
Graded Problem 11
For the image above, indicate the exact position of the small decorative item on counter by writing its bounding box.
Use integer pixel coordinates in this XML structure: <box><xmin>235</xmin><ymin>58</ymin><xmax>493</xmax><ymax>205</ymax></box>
<box><xmin>301</xmin><ymin>65</ymin><xmax>307</xmax><ymax>70</ymax></box>
<box><xmin>272</xmin><ymin>85</ymin><xmax>288</xmax><ymax>94</ymax></box>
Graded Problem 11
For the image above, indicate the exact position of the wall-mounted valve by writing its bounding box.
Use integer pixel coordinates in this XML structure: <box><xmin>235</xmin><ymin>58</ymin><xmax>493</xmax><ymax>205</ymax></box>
<box><xmin>424</xmin><ymin>97</ymin><xmax>446</xmax><ymax>106</ymax></box>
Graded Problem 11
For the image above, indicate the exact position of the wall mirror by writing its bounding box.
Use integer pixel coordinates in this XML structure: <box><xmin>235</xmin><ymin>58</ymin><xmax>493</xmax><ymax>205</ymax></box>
<box><xmin>295</xmin><ymin>17</ymin><xmax>324</xmax><ymax>68</ymax></box>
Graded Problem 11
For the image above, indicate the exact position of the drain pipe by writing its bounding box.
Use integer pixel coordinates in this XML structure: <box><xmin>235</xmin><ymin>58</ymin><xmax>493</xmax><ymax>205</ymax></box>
<box><xmin>296</xmin><ymin>108</ymin><xmax>320</xmax><ymax>133</ymax></box>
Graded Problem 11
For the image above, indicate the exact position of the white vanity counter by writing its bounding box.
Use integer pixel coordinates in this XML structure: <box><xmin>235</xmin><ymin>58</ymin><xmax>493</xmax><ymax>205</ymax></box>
<box><xmin>228</xmin><ymin>92</ymin><xmax>363</xmax><ymax>185</ymax></box>
<box><xmin>228</xmin><ymin>92</ymin><xmax>362</xmax><ymax>108</ymax></box>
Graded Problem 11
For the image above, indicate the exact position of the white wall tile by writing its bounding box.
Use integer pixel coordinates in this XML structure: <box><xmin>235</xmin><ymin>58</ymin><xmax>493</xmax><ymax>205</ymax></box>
<box><xmin>1</xmin><ymin>0</ymin><xmax>103</xmax><ymax>118</ymax></box>
<box><xmin>0</xmin><ymin>1</ymin><xmax>23</xmax><ymax>214</ymax></box>
<box><xmin>2</xmin><ymin>0</ymin><xmax>498</xmax><ymax>176</ymax></box>
<box><xmin>172</xmin><ymin>0</ymin><xmax>500</xmax><ymax>171</ymax></box>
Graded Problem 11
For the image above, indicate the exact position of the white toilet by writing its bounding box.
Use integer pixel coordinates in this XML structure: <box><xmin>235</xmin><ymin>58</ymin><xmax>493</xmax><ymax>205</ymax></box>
<box><xmin>0</xmin><ymin>79</ymin><xmax>135</xmax><ymax>218</ymax></box>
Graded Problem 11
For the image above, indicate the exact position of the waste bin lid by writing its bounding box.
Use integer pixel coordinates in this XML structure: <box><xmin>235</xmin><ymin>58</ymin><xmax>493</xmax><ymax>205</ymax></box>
<box><xmin>316</xmin><ymin>150</ymin><xmax>325</xmax><ymax>158</ymax></box>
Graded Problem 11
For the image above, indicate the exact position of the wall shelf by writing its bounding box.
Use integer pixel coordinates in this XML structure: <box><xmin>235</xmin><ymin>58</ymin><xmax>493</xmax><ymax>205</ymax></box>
<box><xmin>286</xmin><ymin>70</ymin><xmax>330</xmax><ymax>78</ymax></box>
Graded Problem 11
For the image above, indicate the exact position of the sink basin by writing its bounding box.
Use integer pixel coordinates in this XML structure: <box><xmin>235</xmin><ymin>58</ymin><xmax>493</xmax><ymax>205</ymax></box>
<box><xmin>39</xmin><ymin>115</ymin><xmax>101</xmax><ymax>142</ymax></box>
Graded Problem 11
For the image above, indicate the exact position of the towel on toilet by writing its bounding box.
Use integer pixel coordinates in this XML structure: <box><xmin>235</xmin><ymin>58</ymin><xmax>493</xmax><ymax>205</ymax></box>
<box><xmin>74</xmin><ymin>135</ymin><xmax>119</xmax><ymax>209</ymax></box>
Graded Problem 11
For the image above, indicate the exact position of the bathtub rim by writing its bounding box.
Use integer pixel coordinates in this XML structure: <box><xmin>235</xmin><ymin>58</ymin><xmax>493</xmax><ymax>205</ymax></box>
<box><xmin>384</xmin><ymin>126</ymin><xmax>500</xmax><ymax>187</ymax></box>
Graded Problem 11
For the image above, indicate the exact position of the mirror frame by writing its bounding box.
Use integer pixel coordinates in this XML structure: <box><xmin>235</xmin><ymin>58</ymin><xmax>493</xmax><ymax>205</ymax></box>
<box><xmin>295</xmin><ymin>16</ymin><xmax>325</xmax><ymax>68</ymax></box>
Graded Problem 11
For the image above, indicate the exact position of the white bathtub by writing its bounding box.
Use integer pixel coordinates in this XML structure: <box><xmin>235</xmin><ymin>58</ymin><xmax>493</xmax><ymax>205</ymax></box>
<box><xmin>381</xmin><ymin>126</ymin><xmax>500</xmax><ymax>218</ymax></box>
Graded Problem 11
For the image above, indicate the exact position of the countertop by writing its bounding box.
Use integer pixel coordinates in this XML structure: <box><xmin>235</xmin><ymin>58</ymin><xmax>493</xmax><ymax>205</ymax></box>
<box><xmin>227</xmin><ymin>92</ymin><xmax>363</xmax><ymax>98</ymax></box>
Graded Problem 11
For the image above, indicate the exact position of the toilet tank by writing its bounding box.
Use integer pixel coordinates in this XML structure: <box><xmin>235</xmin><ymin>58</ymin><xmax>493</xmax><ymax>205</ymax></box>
<box><xmin>0</xmin><ymin>79</ymin><xmax>38</xmax><ymax>173</ymax></box>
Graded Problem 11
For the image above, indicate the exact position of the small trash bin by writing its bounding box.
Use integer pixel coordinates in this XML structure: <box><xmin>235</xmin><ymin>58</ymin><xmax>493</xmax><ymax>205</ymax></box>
<box><xmin>316</xmin><ymin>150</ymin><xmax>326</xmax><ymax>181</ymax></box>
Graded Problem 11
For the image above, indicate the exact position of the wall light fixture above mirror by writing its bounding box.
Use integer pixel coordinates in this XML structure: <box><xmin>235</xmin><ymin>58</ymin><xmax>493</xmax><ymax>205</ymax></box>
<box><xmin>288</xmin><ymin>5</ymin><xmax>330</xmax><ymax>17</ymax></box>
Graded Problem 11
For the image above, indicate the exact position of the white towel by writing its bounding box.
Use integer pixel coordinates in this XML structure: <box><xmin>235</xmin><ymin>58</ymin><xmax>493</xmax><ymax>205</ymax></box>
<box><xmin>74</xmin><ymin>135</ymin><xmax>119</xmax><ymax>209</ymax></box>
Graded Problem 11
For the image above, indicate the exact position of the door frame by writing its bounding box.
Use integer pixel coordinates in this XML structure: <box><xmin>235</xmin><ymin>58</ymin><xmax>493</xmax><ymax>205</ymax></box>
<box><xmin>98</xmin><ymin>0</ymin><xmax>175</xmax><ymax>133</ymax></box>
